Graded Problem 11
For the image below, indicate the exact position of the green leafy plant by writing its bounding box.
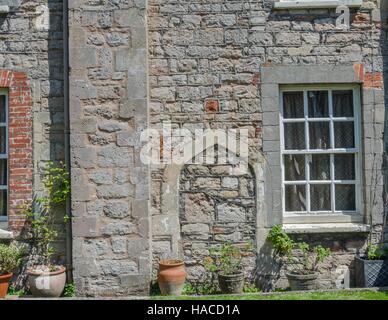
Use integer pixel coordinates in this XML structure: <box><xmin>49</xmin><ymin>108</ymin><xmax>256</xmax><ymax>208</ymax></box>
<box><xmin>243</xmin><ymin>283</ymin><xmax>261</xmax><ymax>293</ymax></box>
<box><xmin>23</xmin><ymin>161</ymin><xmax>70</xmax><ymax>269</ymax></box>
<box><xmin>267</xmin><ymin>225</ymin><xmax>331</xmax><ymax>275</ymax></box>
<box><xmin>7</xmin><ymin>285</ymin><xmax>25</xmax><ymax>297</ymax></box>
<box><xmin>0</xmin><ymin>244</ymin><xmax>23</xmax><ymax>275</ymax></box>
<box><xmin>63</xmin><ymin>283</ymin><xmax>76</xmax><ymax>297</ymax></box>
<box><xmin>366</xmin><ymin>244</ymin><xmax>388</xmax><ymax>260</ymax></box>
<box><xmin>206</xmin><ymin>242</ymin><xmax>252</xmax><ymax>276</ymax></box>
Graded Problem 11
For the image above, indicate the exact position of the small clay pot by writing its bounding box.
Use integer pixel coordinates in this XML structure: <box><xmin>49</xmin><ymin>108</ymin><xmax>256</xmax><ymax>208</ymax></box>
<box><xmin>28</xmin><ymin>265</ymin><xmax>66</xmax><ymax>297</ymax></box>
<box><xmin>0</xmin><ymin>273</ymin><xmax>13</xmax><ymax>298</ymax></box>
<box><xmin>157</xmin><ymin>259</ymin><xmax>186</xmax><ymax>295</ymax></box>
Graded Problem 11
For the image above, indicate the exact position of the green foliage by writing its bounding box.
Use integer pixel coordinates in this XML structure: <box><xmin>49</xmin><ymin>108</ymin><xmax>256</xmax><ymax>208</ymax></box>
<box><xmin>24</xmin><ymin>161</ymin><xmax>70</xmax><ymax>267</ymax></box>
<box><xmin>366</xmin><ymin>244</ymin><xmax>388</xmax><ymax>260</ymax></box>
<box><xmin>243</xmin><ymin>283</ymin><xmax>261</xmax><ymax>293</ymax></box>
<box><xmin>206</xmin><ymin>242</ymin><xmax>252</xmax><ymax>276</ymax></box>
<box><xmin>267</xmin><ymin>225</ymin><xmax>294</xmax><ymax>257</ymax></box>
<box><xmin>267</xmin><ymin>225</ymin><xmax>331</xmax><ymax>275</ymax></box>
<box><xmin>0</xmin><ymin>244</ymin><xmax>23</xmax><ymax>275</ymax></box>
<box><xmin>150</xmin><ymin>281</ymin><xmax>161</xmax><ymax>296</ymax></box>
<box><xmin>63</xmin><ymin>283</ymin><xmax>76</xmax><ymax>297</ymax></box>
<box><xmin>182</xmin><ymin>283</ymin><xmax>197</xmax><ymax>295</ymax></box>
<box><xmin>7</xmin><ymin>285</ymin><xmax>25</xmax><ymax>297</ymax></box>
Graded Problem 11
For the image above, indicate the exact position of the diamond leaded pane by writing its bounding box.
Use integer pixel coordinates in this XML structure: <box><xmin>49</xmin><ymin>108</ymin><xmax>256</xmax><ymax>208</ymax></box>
<box><xmin>335</xmin><ymin>184</ymin><xmax>356</xmax><ymax>211</ymax></box>
<box><xmin>308</xmin><ymin>91</ymin><xmax>328</xmax><ymax>118</ymax></box>
<box><xmin>310</xmin><ymin>184</ymin><xmax>331</xmax><ymax>211</ymax></box>
<box><xmin>283</xmin><ymin>92</ymin><xmax>304</xmax><ymax>118</ymax></box>
<box><xmin>310</xmin><ymin>154</ymin><xmax>330</xmax><ymax>180</ymax></box>
<box><xmin>333</xmin><ymin>90</ymin><xmax>353</xmax><ymax>117</ymax></box>
<box><xmin>334</xmin><ymin>122</ymin><xmax>354</xmax><ymax>148</ymax></box>
<box><xmin>285</xmin><ymin>185</ymin><xmax>306</xmax><ymax>212</ymax></box>
<box><xmin>284</xmin><ymin>123</ymin><xmax>305</xmax><ymax>150</ymax></box>
<box><xmin>284</xmin><ymin>154</ymin><xmax>305</xmax><ymax>181</ymax></box>
<box><xmin>309</xmin><ymin>122</ymin><xmax>330</xmax><ymax>149</ymax></box>
<box><xmin>335</xmin><ymin>154</ymin><xmax>355</xmax><ymax>180</ymax></box>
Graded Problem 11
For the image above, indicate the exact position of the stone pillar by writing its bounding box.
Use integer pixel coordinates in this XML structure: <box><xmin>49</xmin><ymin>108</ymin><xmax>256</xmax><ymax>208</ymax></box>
<box><xmin>68</xmin><ymin>0</ymin><xmax>150</xmax><ymax>296</ymax></box>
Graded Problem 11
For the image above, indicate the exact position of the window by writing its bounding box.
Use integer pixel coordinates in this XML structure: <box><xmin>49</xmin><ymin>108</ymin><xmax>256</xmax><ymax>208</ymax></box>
<box><xmin>0</xmin><ymin>90</ymin><xmax>7</xmax><ymax>222</ymax></box>
<box><xmin>280</xmin><ymin>86</ymin><xmax>362</xmax><ymax>224</ymax></box>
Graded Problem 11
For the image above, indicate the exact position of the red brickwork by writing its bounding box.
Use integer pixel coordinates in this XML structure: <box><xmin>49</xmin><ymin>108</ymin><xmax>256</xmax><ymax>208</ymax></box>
<box><xmin>0</xmin><ymin>70</ymin><xmax>33</xmax><ymax>232</ymax></box>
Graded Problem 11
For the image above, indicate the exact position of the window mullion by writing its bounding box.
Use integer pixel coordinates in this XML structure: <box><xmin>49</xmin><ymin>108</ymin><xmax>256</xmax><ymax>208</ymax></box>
<box><xmin>304</xmin><ymin>91</ymin><xmax>310</xmax><ymax>212</ymax></box>
<box><xmin>328</xmin><ymin>90</ymin><xmax>335</xmax><ymax>212</ymax></box>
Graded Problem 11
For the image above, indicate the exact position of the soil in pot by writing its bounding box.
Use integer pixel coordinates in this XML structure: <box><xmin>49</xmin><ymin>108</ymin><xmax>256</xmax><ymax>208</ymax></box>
<box><xmin>157</xmin><ymin>259</ymin><xmax>186</xmax><ymax>295</ymax></box>
<box><xmin>286</xmin><ymin>272</ymin><xmax>319</xmax><ymax>291</ymax></box>
<box><xmin>0</xmin><ymin>273</ymin><xmax>13</xmax><ymax>298</ymax></box>
<box><xmin>28</xmin><ymin>265</ymin><xmax>66</xmax><ymax>297</ymax></box>
<box><xmin>218</xmin><ymin>273</ymin><xmax>245</xmax><ymax>294</ymax></box>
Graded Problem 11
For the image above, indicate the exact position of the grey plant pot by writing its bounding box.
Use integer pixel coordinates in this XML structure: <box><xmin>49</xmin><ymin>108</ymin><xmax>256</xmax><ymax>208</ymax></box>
<box><xmin>354</xmin><ymin>256</ymin><xmax>388</xmax><ymax>288</ymax></box>
<box><xmin>286</xmin><ymin>272</ymin><xmax>319</xmax><ymax>291</ymax></box>
<box><xmin>218</xmin><ymin>273</ymin><xmax>245</xmax><ymax>294</ymax></box>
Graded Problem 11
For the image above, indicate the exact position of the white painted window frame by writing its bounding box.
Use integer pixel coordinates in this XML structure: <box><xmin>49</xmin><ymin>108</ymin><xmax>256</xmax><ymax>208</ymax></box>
<box><xmin>280</xmin><ymin>84</ymin><xmax>362</xmax><ymax>224</ymax></box>
<box><xmin>0</xmin><ymin>89</ymin><xmax>8</xmax><ymax>223</ymax></box>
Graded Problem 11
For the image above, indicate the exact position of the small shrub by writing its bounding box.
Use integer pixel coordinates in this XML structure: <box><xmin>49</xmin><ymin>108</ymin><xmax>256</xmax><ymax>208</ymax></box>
<box><xmin>267</xmin><ymin>225</ymin><xmax>331</xmax><ymax>275</ymax></box>
<box><xmin>0</xmin><ymin>244</ymin><xmax>23</xmax><ymax>275</ymax></box>
<box><xmin>63</xmin><ymin>283</ymin><xmax>76</xmax><ymax>297</ymax></box>
<box><xmin>366</xmin><ymin>244</ymin><xmax>388</xmax><ymax>260</ymax></box>
<box><xmin>243</xmin><ymin>283</ymin><xmax>261</xmax><ymax>293</ymax></box>
<box><xmin>7</xmin><ymin>285</ymin><xmax>25</xmax><ymax>297</ymax></box>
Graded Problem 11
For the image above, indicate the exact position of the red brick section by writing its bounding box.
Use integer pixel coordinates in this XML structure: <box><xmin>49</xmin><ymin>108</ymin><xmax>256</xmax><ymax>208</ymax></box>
<box><xmin>364</xmin><ymin>72</ymin><xmax>383</xmax><ymax>89</ymax></box>
<box><xmin>0</xmin><ymin>70</ymin><xmax>33</xmax><ymax>232</ymax></box>
<box><xmin>204</xmin><ymin>99</ymin><xmax>219</xmax><ymax>113</ymax></box>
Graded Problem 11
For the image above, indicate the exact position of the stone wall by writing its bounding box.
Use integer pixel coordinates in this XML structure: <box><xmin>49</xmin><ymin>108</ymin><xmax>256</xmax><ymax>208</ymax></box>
<box><xmin>69</xmin><ymin>0</ymin><xmax>151</xmax><ymax>296</ymax></box>
<box><xmin>179</xmin><ymin>163</ymin><xmax>256</xmax><ymax>283</ymax></box>
<box><xmin>0</xmin><ymin>0</ymin><xmax>66</xmax><ymax>284</ymax></box>
<box><xmin>148</xmin><ymin>0</ymin><xmax>387</xmax><ymax>290</ymax></box>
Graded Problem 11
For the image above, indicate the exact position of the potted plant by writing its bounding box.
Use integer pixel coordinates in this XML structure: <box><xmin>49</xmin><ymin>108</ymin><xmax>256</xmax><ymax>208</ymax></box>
<box><xmin>355</xmin><ymin>244</ymin><xmax>388</xmax><ymax>287</ymax></box>
<box><xmin>267</xmin><ymin>225</ymin><xmax>331</xmax><ymax>291</ymax></box>
<box><xmin>0</xmin><ymin>244</ymin><xmax>23</xmax><ymax>298</ymax></box>
<box><xmin>205</xmin><ymin>242</ymin><xmax>251</xmax><ymax>294</ymax></box>
<box><xmin>157</xmin><ymin>259</ymin><xmax>187</xmax><ymax>295</ymax></box>
<box><xmin>25</xmin><ymin>161</ymin><xmax>70</xmax><ymax>297</ymax></box>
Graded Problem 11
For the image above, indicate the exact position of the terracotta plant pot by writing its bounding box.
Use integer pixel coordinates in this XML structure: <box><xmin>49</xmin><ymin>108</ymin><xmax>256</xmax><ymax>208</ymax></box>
<box><xmin>218</xmin><ymin>273</ymin><xmax>245</xmax><ymax>294</ymax></box>
<box><xmin>27</xmin><ymin>265</ymin><xmax>66</xmax><ymax>297</ymax></box>
<box><xmin>0</xmin><ymin>273</ymin><xmax>13</xmax><ymax>298</ymax></box>
<box><xmin>286</xmin><ymin>272</ymin><xmax>319</xmax><ymax>291</ymax></box>
<box><xmin>157</xmin><ymin>259</ymin><xmax>186</xmax><ymax>295</ymax></box>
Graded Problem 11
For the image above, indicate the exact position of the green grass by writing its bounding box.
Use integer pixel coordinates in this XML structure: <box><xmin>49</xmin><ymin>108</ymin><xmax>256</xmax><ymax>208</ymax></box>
<box><xmin>152</xmin><ymin>290</ymin><xmax>388</xmax><ymax>300</ymax></box>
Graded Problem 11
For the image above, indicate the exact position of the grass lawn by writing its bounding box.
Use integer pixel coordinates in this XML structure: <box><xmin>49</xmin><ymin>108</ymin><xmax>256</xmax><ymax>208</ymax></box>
<box><xmin>152</xmin><ymin>290</ymin><xmax>388</xmax><ymax>300</ymax></box>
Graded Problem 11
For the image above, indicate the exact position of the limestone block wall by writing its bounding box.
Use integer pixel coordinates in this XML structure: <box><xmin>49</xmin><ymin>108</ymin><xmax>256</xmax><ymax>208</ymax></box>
<box><xmin>179</xmin><ymin>164</ymin><xmax>257</xmax><ymax>283</ymax></box>
<box><xmin>69</xmin><ymin>0</ymin><xmax>151</xmax><ymax>296</ymax></box>
<box><xmin>0</xmin><ymin>0</ymin><xmax>66</xmax><ymax>275</ymax></box>
<box><xmin>148</xmin><ymin>0</ymin><xmax>387</xmax><ymax>289</ymax></box>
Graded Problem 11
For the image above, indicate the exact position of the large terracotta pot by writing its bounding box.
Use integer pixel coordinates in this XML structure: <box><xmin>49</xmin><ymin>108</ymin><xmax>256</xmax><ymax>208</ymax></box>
<box><xmin>0</xmin><ymin>273</ymin><xmax>12</xmax><ymax>298</ymax></box>
<box><xmin>157</xmin><ymin>259</ymin><xmax>186</xmax><ymax>295</ymax></box>
<box><xmin>28</xmin><ymin>265</ymin><xmax>66</xmax><ymax>297</ymax></box>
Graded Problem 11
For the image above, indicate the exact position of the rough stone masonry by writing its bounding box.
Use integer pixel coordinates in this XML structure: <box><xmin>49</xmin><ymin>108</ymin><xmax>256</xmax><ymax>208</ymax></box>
<box><xmin>0</xmin><ymin>0</ymin><xmax>386</xmax><ymax>296</ymax></box>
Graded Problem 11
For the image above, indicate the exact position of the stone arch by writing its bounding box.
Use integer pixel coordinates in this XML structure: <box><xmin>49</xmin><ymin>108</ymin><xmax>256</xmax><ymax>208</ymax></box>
<box><xmin>156</xmin><ymin>142</ymin><xmax>269</xmax><ymax>283</ymax></box>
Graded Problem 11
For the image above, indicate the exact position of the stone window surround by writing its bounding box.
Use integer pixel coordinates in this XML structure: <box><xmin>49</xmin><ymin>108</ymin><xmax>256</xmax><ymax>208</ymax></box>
<box><xmin>261</xmin><ymin>64</ymin><xmax>372</xmax><ymax>233</ymax></box>
<box><xmin>0</xmin><ymin>70</ymin><xmax>33</xmax><ymax>239</ymax></box>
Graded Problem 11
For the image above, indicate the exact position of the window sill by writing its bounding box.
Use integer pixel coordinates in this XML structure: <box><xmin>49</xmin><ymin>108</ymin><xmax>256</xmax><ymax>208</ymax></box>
<box><xmin>274</xmin><ymin>0</ymin><xmax>362</xmax><ymax>9</ymax></box>
<box><xmin>0</xmin><ymin>6</ymin><xmax>9</xmax><ymax>13</ymax></box>
<box><xmin>283</xmin><ymin>223</ymin><xmax>370</xmax><ymax>234</ymax></box>
<box><xmin>0</xmin><ymin>228</ymin><xmax>13</xmax><ymax>240</ymax></box>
